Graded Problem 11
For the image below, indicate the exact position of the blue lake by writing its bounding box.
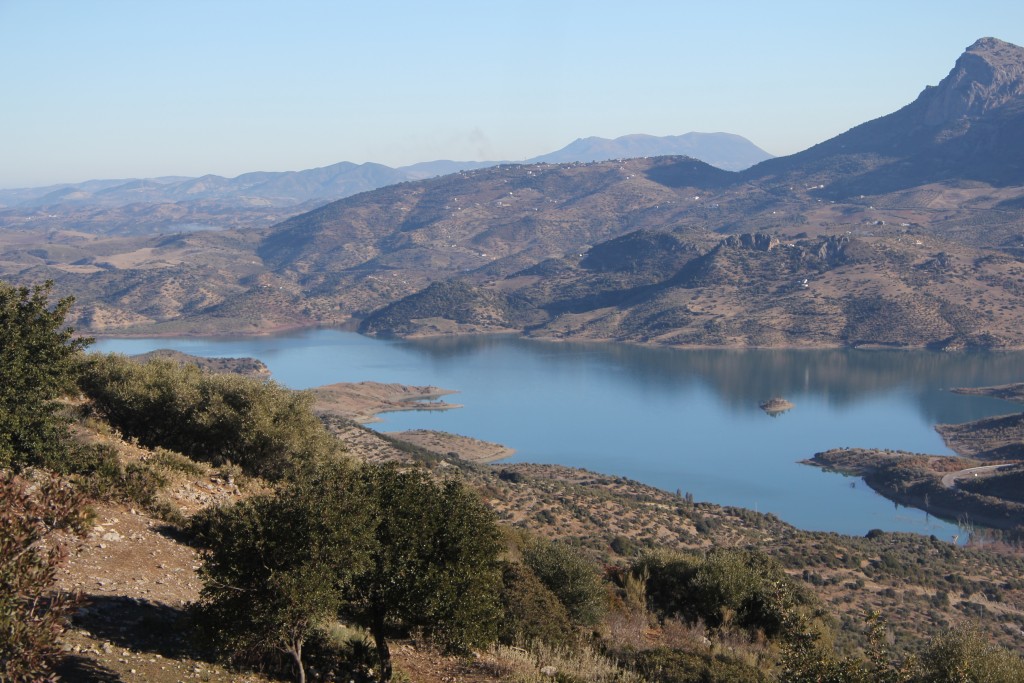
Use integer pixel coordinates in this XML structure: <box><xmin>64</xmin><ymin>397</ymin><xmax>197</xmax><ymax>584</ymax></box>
<box><xmin>94</xmin><ymin>330</ymin><xmax>1024</xmax><ymax>540</ymax></box>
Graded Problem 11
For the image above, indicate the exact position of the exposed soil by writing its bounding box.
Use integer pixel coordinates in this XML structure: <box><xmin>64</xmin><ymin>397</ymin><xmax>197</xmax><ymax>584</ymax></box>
<box><xmin>385</xmin><ymin>429</ymin><xmax>514</xmax><ymax>463</ymax></box>
<box><xmin>309</xmin><ymin>381</ymin><xmax>460</xmax><ymax>424</ymax></box>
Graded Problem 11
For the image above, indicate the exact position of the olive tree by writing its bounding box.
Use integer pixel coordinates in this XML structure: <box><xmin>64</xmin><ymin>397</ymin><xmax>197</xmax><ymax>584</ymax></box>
<box><xmin>194</xmin><ymin>462</ymin><xmax>373</xmax><ymax>683</ymax></box>
<box><xmin>345</xmin><ymin>465</ymin><xmax>503</xmax><ymax>681</ymax></box>
<box><xmin>196</xmin><ymin>462</ymin><xmax>503</xmax><ymax>683</ymax></box>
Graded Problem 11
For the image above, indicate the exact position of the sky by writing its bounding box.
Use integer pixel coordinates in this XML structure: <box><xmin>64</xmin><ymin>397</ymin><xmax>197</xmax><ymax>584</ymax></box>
<box><xmin>2</xmin><ymin>0</ymin><xmax>1024</xmax><ymax>189</ymax></box>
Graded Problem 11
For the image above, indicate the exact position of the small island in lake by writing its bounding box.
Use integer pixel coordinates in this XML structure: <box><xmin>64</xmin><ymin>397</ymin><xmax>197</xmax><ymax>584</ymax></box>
<box><xmin>760</xmin><ymin>397</ymin><xmax>794</xmax><ymax>415</ymax></box>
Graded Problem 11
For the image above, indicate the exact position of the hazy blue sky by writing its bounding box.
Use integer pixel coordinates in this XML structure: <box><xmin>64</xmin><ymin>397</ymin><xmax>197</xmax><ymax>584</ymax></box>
<box><xmin>2</xmin><ymin>1</ymin><xmax>1023</xmax><ymax>188</ymax></box>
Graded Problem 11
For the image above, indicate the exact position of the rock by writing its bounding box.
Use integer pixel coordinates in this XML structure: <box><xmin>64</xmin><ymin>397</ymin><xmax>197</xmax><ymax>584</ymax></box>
<box><xmin>760</xmin><ymin>397</ymin><xmax>795</xmax><ymax>415</ymax></box>
<box><xmin>723</xmin><ymin>232</ymin><xmax>779</xmax><ymax>251</ymax></box>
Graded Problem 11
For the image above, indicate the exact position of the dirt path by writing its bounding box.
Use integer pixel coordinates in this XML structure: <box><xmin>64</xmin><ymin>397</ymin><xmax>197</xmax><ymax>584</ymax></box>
<box><xmin>939</xmin><ymin>463</ymin><xmax>1012</xmax><ymax>489</ymax></box>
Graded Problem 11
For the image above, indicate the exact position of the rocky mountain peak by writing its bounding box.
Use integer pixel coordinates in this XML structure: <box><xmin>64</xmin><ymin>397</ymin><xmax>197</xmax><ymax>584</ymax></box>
<box><xmin>922</xmin><ymin>37</ymin><xmax>1024</xmax><ymax>125</ymax></box>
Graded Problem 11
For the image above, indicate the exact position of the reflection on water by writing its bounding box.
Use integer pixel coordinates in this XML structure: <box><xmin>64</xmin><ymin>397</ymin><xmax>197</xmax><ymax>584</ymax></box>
<box><xmin>94</xmin><ymin>330</ymin><xmax>1024</xmax><ymax>539</ymax></box>
<box><xmin>401</xmin><ymin>336</ymin><xmax>1021</xmax><ymax>424</ymax></box>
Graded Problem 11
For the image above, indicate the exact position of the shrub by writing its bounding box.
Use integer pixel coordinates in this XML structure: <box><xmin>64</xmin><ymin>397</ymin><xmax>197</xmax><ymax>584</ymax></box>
<box><xmin>497</xmin><ymin>561</ymin><xmax>574</xmax><ymax>646</ymax></box>
<box><xmin>520</xmin><ymin>536</ymin><xmax>607</xmax><ymax>627</ymax></box>
<box><xmin>0</xmin><ymin>472</ymin><xmax>89</xmax><ymax>681</ymax></box>
<box><xmin>918</xmin><ymin>622</ymin><xmax>1024</xmax><ymax>682</ymax></box>
<box><xmin>632</xmin><ymin>547</ymin><xmax>818</xmax><ymax>640</ymax></box>
<box><xmin>79</xmin><ymin>354</ymin><xmax>338</xmax><ymax>478</ymax></box>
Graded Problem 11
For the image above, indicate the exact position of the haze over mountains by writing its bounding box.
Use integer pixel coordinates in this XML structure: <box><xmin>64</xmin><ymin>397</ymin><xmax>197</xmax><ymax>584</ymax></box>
<box><xmin>0</xmin><ymin>133</ymin><xmax>771</xmax><ymax>236</ymax></box>
<box><xmin>2</xmin><ymin>38</ymin><xmax>1024</xmax><ymax>350</ymax></box>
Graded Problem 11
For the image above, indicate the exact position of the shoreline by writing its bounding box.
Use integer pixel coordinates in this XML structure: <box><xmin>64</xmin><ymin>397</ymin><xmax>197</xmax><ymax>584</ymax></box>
<box><xmin>307</xmin><ymin>380</ymin><xmax>514</xmax><ymax>464</ymax></box>
<box><xmin>88</xmin><ymin>324</ymin><xmax>1024</xmax><ymax>352</ymax></box>
<box><xmin>309</xmin><ymin>381</ymin><xmax>461</xmax><ymax>425</ymax></box>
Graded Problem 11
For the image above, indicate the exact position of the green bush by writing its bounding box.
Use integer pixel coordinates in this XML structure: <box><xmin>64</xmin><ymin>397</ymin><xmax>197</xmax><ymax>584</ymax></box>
<box><xmin>79</xmin><ymin>353</ymin><xmax>338</xmax><ymax>478</ymax></box>
<box><xmin>47</xmin><ymin>442</ymin><xmax>167</xmax><ymax>510</ymax></box>
<box><xmin>497</xmin><ymin>561</ymin><xmax>574</xmax><ymax>646</ymax></box>
<box><xmin>520</xmin><ymin>536</ymin><xmax>607</xmax><ymax>627</ymax></box>
<box><xmin>632</xmin><ymin>547</ymin><xmax>818</xmax><ymax>640</ymax></box>
<box><xmin>918</xmin><ymin>622</ymin><xmax>1024</xmax><ymax>682</ymax></box>
<box><xmin>631</xmin><ymin>647</ymin><xmax>769</xmax><ymax>683</ymax></box>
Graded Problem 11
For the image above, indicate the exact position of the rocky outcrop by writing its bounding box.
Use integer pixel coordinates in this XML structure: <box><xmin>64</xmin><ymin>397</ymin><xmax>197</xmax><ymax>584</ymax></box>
<box><xmin>923</xmin><ymin>38</ymin><xmax>1024</xmax><ymax>125</ymax></box>
<box><xmin>722</xmin><ymin>233</ymin><xmax>779</xmax><ymax>251</ymax></box>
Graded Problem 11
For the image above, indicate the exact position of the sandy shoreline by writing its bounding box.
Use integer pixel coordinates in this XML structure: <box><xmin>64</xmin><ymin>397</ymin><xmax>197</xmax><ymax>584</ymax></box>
<box><xmin>309</xmin><ymin>381</ymin><xmax>461</xmax><ymax>424</ymax></box>
<box><xmin>308</xmin><ymin>380</ymin><xmax>513</xmax><ymax>463</ymax></box>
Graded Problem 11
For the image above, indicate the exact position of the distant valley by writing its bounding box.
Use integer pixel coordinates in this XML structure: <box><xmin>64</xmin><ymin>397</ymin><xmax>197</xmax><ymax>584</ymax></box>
<box><xmin>2</xmin><ymin>39</ymin><xmax>1024</xmax><ymax>351</ymax></box>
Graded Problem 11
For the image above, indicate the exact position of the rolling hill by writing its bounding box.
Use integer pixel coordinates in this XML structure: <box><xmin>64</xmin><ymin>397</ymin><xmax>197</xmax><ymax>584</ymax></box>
<box><xmin>2</xmin><ymin>38</ymin><xmax>1023</xmax><ymax>348</ymax></box>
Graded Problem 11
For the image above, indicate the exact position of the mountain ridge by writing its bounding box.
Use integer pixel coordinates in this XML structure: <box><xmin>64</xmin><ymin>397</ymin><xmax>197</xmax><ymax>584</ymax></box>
<box><xmin>0</xmin><ymin>132</ymin><xmax>769</xmax><ymax>213</ymax></box>
<box><xmin>738</xmin><ymin>36</ymin><xmax>1024</xmax><ymax>195</ymax></box>
<box><xmin>4</xmin><ymin>38</ymin><xmax>1024</xmax><ymax>349</ymax></box>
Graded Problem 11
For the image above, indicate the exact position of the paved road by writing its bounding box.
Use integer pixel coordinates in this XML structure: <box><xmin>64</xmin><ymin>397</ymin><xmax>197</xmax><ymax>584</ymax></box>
<box><xmin>940</xmin><ymin>464</ymin><xmax>1012</xmax><ymax>489</ymax></box>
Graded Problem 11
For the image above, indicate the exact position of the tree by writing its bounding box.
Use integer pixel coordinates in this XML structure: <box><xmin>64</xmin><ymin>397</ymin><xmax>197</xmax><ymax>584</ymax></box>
<box><xmin>0</xmin><ymin>280</ymin><xmax>91</xmax><ymax>470</ymax></box>
<box><xmin>0</xmin><ymin>472</ymin><xmax>89</xmax><ymax>682</ymax></box>
<box><xmin>497</xmin><ymin>561</ymin><xmax>574</xmax><ymax>646</ymax></box>
<box><xmin>346</xmin><ymin>465</ymin><xmax>503</xmax><ymax>681</ymax></box>
<box><xmin>195</xmin><ymin>462</ymin><xmax>372</xmax><ymax>683</ymax></box>
<box><xmin>196</xmin><ymin>462</ymin><xmax>503</xmax><ymax>683</ymax></box>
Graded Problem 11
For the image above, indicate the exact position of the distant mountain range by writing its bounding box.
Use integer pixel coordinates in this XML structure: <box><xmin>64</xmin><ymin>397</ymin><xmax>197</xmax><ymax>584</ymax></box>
<box><xmin>524</xmin><ymin>133</ymin><xmax>772</xmax><ymax>170</ymax></box>
<box><xmin>4</xmin><ymin>37</ymin><xmax>1024</xmax><ymax>350</ymax></box>
<box><xmin>0</xmin><ymin>132</ymin><xmax>772</xmax><ymax>216</ymax></box>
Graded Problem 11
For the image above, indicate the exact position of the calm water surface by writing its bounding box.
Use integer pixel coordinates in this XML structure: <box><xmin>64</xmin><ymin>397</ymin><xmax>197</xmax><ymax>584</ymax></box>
<box><xmin>94</xmin><ymin>330</ymin><xmax>1024</xmax><ymax>539</ymax></box>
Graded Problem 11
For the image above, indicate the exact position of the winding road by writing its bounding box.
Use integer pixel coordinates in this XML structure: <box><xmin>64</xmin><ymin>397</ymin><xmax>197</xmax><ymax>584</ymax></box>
<box><xmin>940</xmin><ymin>464</ymin><xmax>1013</xmax><ymax>489</ymax></box>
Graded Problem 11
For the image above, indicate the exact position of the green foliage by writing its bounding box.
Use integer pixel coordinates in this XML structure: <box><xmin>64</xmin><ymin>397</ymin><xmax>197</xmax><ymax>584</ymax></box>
<box><xmin>42</xmin><ymin>441</ymin><xmax>169</xmax><ymax>514</ymax></box>
<box><xmin>196</xmin><ymin>462</ymin><xmax>503</xmax><ymax>682</ymax></box>
<box><xmin>918</xmin><ymin>622</ymin><xmax>1024</xmax><ymax>682</ymax></box>
<box><xmin>519</xmin><ymin>535</ymin><xmax>607</xmax><ymax>627</ymax></box>
<box><xmin>79</xmin><ymin>353</ymin><xmax>338</xmax><ymax>478</ymax></box>
<box><xmin>632</xmin><ymin>547</ymin><xmax>818</xmax><ymax>640</ymax></box>
<box><xmin>0</xmin><ymin>280</ymin><xmax>91</xmax><ymax>471</ymax></box>
<box><xmin>195</xmin><ymin>460</ymin><xmax>373</xmax><ymax>683</ymax></box>
<box><xmin>1</xmin><ymin>472</ymin><xmax>89</xmax><ymax>682</ymax></box>
<box><xmin>630</xmin><ymin>647</ymin><xmax>769</xmax><ymax>683</ymax></box>
<box><xmin>497</xmin><ymin>561</ymin><xmax>574</xmax><ymax>647</ymax></box>
<box><xmin>778</xmin><ymin>612</ymin><xmax>1024</xmax><ymax>683</ymax></box>
<box><xmin>346</xmin><ymin>464</ymin><xmax>503</xmax><ymax>680</ymax></box>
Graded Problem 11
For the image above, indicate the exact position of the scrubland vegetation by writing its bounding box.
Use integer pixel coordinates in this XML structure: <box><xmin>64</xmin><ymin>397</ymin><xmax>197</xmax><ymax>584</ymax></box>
<box><xmin>4</xmin><ymin>280</ymin><xmax>1024</xmax><ymax>682</ymax></box>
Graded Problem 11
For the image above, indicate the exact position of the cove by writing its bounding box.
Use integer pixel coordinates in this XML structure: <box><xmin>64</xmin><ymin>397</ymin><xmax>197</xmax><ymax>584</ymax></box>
<box><xmin>94</xmin><ymin>330</ymin><xmax>1024</xmax><ymax>540</ymax></box>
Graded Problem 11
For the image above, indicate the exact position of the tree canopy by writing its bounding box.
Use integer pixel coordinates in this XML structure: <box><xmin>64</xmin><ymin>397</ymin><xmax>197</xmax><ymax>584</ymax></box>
<box><xmin>195</xmin><ymin>462</ymin><xmax>503</xmax><ymax>682</ymax></box>
<box><xmin>0</xmin><ymin>280</ymin><xmax>91</xmax><ymax>470</ymax></box>
<box><xmin>195</xmin><ymin>462</ymin><xmax>373</xmax><ymax>683</ymax></box>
